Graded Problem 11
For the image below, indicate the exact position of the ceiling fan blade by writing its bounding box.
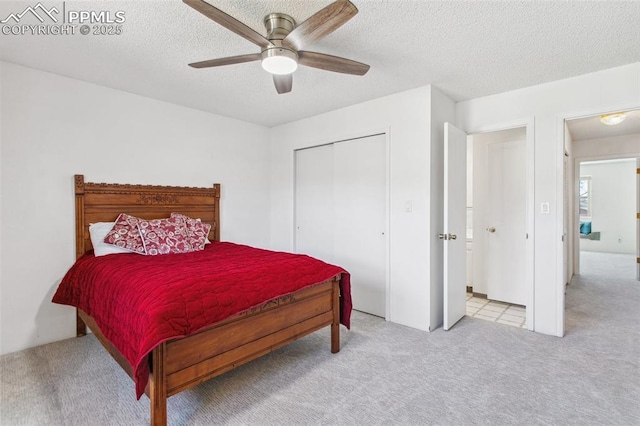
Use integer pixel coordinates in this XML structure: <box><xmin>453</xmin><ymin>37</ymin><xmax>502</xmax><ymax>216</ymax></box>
<box><xmin>283</xmin><ymin>0</ymin><xmax>358</xmax><ymax>51</ymax></box>
<box><xmin>298</xmin><ymin>51</ymin><xmax>370</xmax><ymax>76</ymax></box>
<box><xmin>189</xmin><ymin>53</ymin><xmax>261</xmax><ymax>69</ymax></box>
<box><xmin>273</xmin><ymin>74</ymin><xmax>293</xmax><ymax>94</ymax></box>
<box><xmin>183</xmin><ymin>0</ymin><xmax>272</xmax><ymax>49</ymax></box>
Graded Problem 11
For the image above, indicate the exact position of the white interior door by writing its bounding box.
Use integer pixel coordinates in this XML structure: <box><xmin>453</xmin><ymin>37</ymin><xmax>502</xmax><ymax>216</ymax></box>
<box><xmin>637</xmin><ymin>158</ymin><xmax>640</xmax><ymax>281</ymax></box>
<box><xmin>443</xmin><ymin>123</ymin><xmax>467</xmax><ymax>330</ymax></box>
<box><xmin>295</xmin><ymin>145</ymin><xmax>334</xmax><ymax>263</ymax></box>
<box><xmin>333</xmin><ymin>135</ymin><xmax>387</xmax><ymax>317</ymax></box>
<box><xmin>487</xmin><ymin>140</ymin><xmax>526</xmax><ymax>305</ymax></box>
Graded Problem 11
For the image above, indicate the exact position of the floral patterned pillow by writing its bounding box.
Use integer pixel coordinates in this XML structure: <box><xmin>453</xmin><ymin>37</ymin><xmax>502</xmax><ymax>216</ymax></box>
<box><xmin>171</xmin><ymin>213</ymin><xmax>212</xmax><ymax>251</ymax></box>
<box><xmin>103</xmin><ymin>213</ymin><xmax>146</xmax><ymax>254</ymax></box>
<box><xmin>137</xmin><ymin>216</ymin><xmax>192</xmax><ymax>256</ymax></box>
<box><xmin>90</xmin><ymin>222</ymin><xmax>132</xmax><ymax>256</ymax></box>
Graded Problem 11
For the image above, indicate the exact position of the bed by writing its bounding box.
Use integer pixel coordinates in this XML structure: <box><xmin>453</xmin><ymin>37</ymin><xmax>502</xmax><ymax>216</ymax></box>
<box><xmin>54</xmin><ymin>175</ymin><xmax>351</xmax><ymax>426</ymax></box>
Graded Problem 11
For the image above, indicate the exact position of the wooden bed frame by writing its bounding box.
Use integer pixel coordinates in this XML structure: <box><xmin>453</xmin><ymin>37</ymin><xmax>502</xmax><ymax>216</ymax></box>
<box><xmin>73</xmin><ymin>175</ymin><xmax>342</xmax><ymax>426</ymax></box>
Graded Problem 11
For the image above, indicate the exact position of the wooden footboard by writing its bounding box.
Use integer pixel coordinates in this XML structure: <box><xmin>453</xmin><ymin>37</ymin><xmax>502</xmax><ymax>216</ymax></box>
<box><xmin>162</xmin><ymin>278</ymin><xmax>340</xmax><ymax>396</ymax></box>
<box><xmin>82</xmin><ymin>276</ymin><xmax>341</xmax><ymax>426</ymax></box>
<box><xmin>153</xmin><ymin>276</ymin><xmax>340</xmax><ymax>425</ymax></box>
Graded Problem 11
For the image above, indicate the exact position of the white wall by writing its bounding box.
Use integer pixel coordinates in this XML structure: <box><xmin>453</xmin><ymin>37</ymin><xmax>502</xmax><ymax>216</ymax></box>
<box><xmin>269</xmin><ymin>85</ymin><xmax>455</xmax><ymax>332</ymax></box>
<box><xmin>573</xmin><ymin>133</ymin><xmax>640</xmax><ymax>159</ymax></box>
<box><xmin>0</xmin><ymin>62</ymin><xmax>270</xmax><ymax>355</ymax></box>
<box><xmin>579</xmin><ymin>159</ymin><xmax>636</xmax><ymax>254</ymax></box>
<box><xmin>457</xmin><ymin>62</ymin><xmax>640</xmax><ymax>336</ymax></box>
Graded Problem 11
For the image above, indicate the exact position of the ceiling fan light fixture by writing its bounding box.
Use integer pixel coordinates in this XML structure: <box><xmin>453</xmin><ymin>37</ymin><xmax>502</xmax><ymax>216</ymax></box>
<box><xmin>600</xmin><ymin>112</ymin><xmax>627</xmax><ymax>126</ymax></box>
<box><xmin>261</xmin><ymin>47</ymin><xmax>298</xmax><ymax>75</ymax></box>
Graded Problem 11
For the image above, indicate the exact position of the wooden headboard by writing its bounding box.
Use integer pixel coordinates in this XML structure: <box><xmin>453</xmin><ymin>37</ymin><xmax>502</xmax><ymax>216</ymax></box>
<box><xmin>74</xmin><ymin>175</ymin><xmax>220</xmax><ymax>259</ymax></box>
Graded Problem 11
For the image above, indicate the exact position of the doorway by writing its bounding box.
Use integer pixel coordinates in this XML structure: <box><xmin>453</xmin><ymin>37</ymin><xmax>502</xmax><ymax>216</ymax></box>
<box><xmin>577</xmin><ymin>158</ymin><xmax>637</xmax><ymax>278</ymax></box>
<box><xmin>465</xmin><ymin>126</ymin><xmax>529</xmax><ymax>327</ymax></box>
<box><xmin>564</xmin><ymin>109</ymin><xmax>640</xmax><ymax>284</ymax></box>
<box><xmin>562</xmin><ymin>108</ymin><xmax>640</xmax><ymax>338</ymax></box>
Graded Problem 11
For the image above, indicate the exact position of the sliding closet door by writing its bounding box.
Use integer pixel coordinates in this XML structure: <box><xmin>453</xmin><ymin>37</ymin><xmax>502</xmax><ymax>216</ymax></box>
<box><xmin>295</xmin><ymin>144</ymin><xmax>334</xmax><ymax>263</ymax></box>
<box><xmin>333</xmin><ymin>135</ymin><xmax>387</xmax><ymax>317</ymax></box>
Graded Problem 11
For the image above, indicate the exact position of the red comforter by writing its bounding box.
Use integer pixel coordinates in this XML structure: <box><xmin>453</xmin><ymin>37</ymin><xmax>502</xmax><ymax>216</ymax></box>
<box><xmin>53</xmin><ymin>242</ymin><xmax>351</xmax><ymax>398</ymax></box>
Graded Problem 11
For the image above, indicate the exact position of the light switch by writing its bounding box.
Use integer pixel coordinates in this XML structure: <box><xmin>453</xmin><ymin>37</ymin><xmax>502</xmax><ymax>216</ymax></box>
<box><xmin>541</xmin><ymin>202</ymin><xmax>550</xmax><ymax>214</ymax></box>
<box><xmin>405</xmin><ymin>200</ymin><xmax>413</xmax><ymax>212</ymax></box>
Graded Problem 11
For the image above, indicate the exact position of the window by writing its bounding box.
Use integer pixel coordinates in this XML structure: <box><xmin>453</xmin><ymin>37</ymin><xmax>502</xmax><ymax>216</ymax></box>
<box><xmin>579</xmin><ymin>176</ymin><xmax>591</xmax><ymax>218</ymax></box>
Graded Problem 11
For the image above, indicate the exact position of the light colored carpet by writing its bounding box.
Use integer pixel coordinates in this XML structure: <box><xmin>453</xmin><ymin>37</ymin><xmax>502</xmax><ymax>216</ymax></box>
<box><xmin>1</xmin><ymin>251</ymin><xmax>639</xmax><ymax>425</ymax></box>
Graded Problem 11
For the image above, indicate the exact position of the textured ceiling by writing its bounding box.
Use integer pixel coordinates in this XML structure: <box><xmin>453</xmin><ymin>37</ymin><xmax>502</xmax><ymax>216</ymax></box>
<box><xmin>1</xmin><ymin>0</ymin><xmax>639</xmax><ymax>127</ymax></box>
<box><xmin>567</xmin><ymin>109</ymin><xmax>640</xmax><ymax>141</ymax></box>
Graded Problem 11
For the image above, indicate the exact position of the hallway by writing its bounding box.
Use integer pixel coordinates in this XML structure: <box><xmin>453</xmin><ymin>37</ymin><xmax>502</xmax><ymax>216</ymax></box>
<box><xmin>567</xmin><ymin>251</ymin><xmax>639</xmax><ymax>335</ymax></box>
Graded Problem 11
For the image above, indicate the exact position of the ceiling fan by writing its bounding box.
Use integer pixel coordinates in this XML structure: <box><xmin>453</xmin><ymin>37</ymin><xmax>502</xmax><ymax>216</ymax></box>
<box><xmin>183</xmin><ymin>0</ymin><xmax>370</xmax><ymax>94</ymax></box>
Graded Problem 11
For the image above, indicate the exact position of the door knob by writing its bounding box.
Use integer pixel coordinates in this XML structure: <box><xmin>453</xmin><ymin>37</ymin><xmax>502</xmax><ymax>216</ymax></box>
<box><xmin>448</xmin><ymin>234</ymin><xmax>457</xmax><ymax>240</ymax></box>
<box><xmin>487</xmin><ymin>227</ymin><xmax>496</xmax><ymax>233</ymax></box>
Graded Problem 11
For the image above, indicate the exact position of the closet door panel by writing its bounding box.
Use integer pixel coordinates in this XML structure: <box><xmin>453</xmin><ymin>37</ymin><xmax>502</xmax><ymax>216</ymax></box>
<box><xmin>295</xmin><ymin>145</ymin><xmax>334</xmax><ymax>263</ymax></box>
<box><xmin>333</xmin><ymin>135</ymin><xmax>386</xmax><ymax>317</ymax></box>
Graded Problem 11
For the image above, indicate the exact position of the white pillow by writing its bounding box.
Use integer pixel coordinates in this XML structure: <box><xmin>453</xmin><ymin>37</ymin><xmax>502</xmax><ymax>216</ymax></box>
<box><xmin>89</xmin><ymin>222</ymin><xmax>132</xmax><ymax>257</ymax></box>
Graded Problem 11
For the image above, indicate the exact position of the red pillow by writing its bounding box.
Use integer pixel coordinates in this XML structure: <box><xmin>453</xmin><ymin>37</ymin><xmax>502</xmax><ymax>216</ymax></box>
<box><xmin>138</xmin><ymin>216</ymin><xmax>191</xmax><ymax>256</ymax></box>
<box><xmin>103</xmin><ymin>213</ymin><xmax>146</xmax><ymax>254</ymax></box>
<box><xmin>171</xmin><ymin>213</ymin><xmax>212</xmax><ymax>250</ymax></box>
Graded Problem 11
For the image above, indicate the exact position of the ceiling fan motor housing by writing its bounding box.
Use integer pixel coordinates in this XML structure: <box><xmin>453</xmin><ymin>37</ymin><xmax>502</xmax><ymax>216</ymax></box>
<box><xmin>264</xmin><ymin>13</ymin><xmax>295</xmax><ymax>41</ymax></box>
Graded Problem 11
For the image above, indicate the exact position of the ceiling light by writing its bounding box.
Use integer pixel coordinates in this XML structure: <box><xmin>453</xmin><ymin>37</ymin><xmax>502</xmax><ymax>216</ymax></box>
<box><xmin>261</xmin><ymin>47</ymin><xmax>298</xmax><ymax>75</ymax></box>
<box><xmin>600</xmin><ymin>112</ymin><xmax>627</xmax><ymax>126</ymax></box>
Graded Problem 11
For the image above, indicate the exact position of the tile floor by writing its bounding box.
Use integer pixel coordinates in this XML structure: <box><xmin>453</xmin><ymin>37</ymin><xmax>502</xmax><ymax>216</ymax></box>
<box><xmin>466</xmin><ymin>293</ymin><xmax>526</xmax><ymax>328</ymax></box>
